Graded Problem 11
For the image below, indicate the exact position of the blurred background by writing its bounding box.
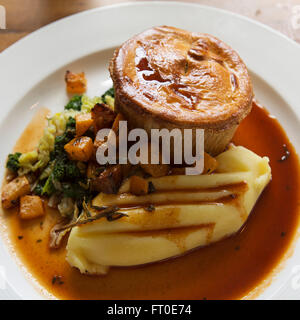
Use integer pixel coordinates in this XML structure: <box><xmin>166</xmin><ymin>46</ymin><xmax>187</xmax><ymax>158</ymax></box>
<box><xmin>0</xmin><ymin>0</ymin><xmax>300</xmax><ymax>52</ymax></box>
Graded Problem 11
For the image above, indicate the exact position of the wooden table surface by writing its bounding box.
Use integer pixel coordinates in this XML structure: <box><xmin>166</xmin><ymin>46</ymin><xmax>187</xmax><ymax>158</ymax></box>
<box><xmin>0</xmin><ymin>0</ymin><xmax>300</xmax><ymax>52</ymax></box>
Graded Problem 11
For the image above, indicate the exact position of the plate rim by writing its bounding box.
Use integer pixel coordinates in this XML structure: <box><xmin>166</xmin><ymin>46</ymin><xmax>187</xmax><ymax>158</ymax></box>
<box><xmin>1</xmin><ymin>1</ymin><xmax>300</xmax><ymax>56</ymax></box>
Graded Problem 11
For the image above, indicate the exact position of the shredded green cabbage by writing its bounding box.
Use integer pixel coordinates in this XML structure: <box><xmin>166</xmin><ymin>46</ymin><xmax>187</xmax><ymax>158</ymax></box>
<box><xmin>18</xmin><ymin>109</ymin><xmax>79</xmax><ymax>175</ymax></box>
<box><xmin>81</xmin><ymin>95</ymin><xmax>103</xmax><ymax>113</ymax></box>
<box><xmin>104</xmin><ymin>95</ymin><xmax>115</xmax><ymax>109</ymax></box>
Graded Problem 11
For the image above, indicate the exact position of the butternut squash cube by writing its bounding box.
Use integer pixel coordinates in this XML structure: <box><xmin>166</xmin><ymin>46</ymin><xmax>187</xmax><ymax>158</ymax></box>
<box><xmin>20</xmin><ymin>195</ymin><xmax>45</xmax><ymax>220</ymax></box>
<box><xmin>140</xmin><ymin>163</ymin><xmax>170</xmax><ymax>178</ymax></box>
<box><xmin>65</xmin><ymin>71</ymin><xmax>87</xmax><ymax>94</ymax></box>
<box><xmin>75</xmin><ymin>113</ymin><xmax>93</xmax><ymax>136</ymax></box>
<box><xmin>203</xmin><ymin>152</ymin><xmax>218</xmax><ymax>174</ymax></box>
<box><xmin>64</xmin><ymin>136</ymin><xmax>93</xmax><ymax>162</ymax></box>
<box><xmin>139</xmin><ymin>143</ymin><xmax>170</xmax><ymax>178</ymax></box>
<box><xmin>91</xmin><ymin>165</ymin><xmax>123</xmax><ymax>194</ymax></box>
<box><xmin>1</xmin><ymin>176</ymin><xmax>30</xmax><ymax>209</ymax></box>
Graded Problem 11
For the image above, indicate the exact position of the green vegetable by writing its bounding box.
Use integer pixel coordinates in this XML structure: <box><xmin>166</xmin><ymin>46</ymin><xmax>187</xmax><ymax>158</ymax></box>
<box><xmin>17</xmin><ymin>111</ymin><xmax>79</xmax><ymax>176</ymax></box>
<box><xmin>51</xmin><ymin>128</ymin><xmax>75</xmax><ymax>160</ymax></box>
<box><xmin>5</xmin><ymin>91</ymin><xmax>116</xmax><ymax>220</ymax></box>
<box><xmin>39</xmin><ymin>163</ymin><xmax>53</xmax><ymax>180</ymax></box>
<box><xmin>66</xmin><ymin>117</ymin><xmax>76</xmax><ymax>130</ymax></box>
<box><xmin>18</xmin><ymin>151</ymin><xmax>39</xmax><ymax>175</ymax></box>
<box><xmin>52</xmin><ymin>156</ymin><xmax>81</xmax><ymax>182</ymax></box>
<box><xmin>64</xmin><ymin>95</ymin><xmax>82</xmax><ymax>111</ymax></box>
<box><xmin>61</xmin><ymin>182</ymin><xmax>88</xmax><ymax>200</ymax></box>
<box><xmin>6</xmin><ymin>152</ymin><xmax>22</xmax><ymax>172</ymax></box>
<box><xmin>65</xmin><ymin>162</ymin><xmax>81</xmax><ymax>180</ymax></box>
<box><xmin>102</xmin><ymin>87</ymin><xmax>115</xmax><ymax>108</ymax></box>
<box><xmin>52</xmin><ymin>160</ymin><xmax>65</xmax><ymax>181</ymax></box>
<box><xmin>81</xmin><ymin>95</ymin><xmax>103</xmax><ymax>113</ymax></box>
<box><xmin>101</xmin><ymin>87</ymin><xmax>115</xmax><ymax>100</ymax></box>
<box><xmin>42</xmin><ymin>174</ymin><xmax>56</xmax><ymax>196</ymax></box>
<box><xmin>10</xmin><ymin>92</ymin><xmax>105</xmax><ymax>177</ymax></box>
<box><xmin>41</xmin><ymin>161</ymin><xmax>82</xmax><ymax>197</ymax></box>
<box><xmin>33</xmin><ymin>180</ymin><xmax>45</xmax><ymax>196</ymax></box>
<box><xmin>40</xmin><ymin>120</ymin><xmax>84</xmax><ymax>198</ymax></box>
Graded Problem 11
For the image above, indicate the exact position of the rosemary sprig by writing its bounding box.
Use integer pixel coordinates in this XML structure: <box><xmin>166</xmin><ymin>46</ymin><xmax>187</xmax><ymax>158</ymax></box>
<box><xmin>55</xmin><ymin>205</ymin><xmax>127</xmax><ymax>232</ymax></box>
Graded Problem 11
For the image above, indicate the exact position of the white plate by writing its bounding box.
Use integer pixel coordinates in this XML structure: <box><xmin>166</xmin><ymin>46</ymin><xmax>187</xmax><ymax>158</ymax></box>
<box><xmin>0</xmin><ymin>1</ymin><xmax>300</xmax><ymax>300</ymax></box>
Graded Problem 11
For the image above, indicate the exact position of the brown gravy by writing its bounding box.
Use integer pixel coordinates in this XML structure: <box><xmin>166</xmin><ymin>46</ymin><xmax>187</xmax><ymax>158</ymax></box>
<box><xmin>1</xmin><ymin>102</ymin><xmax>300</xmax><ymax>300</ymax></box>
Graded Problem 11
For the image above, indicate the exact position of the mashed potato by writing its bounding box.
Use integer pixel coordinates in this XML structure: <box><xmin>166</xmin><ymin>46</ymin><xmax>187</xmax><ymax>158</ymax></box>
<box><xmin>66</xmin><ymin>145</ymin><xmax>271</xmax><ymax>275</ymax></box>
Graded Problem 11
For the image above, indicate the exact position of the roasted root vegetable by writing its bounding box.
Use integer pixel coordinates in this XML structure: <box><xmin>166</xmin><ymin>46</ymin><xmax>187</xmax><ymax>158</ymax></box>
<box><xmin>91</xmin><ymin>163</ymin><xmax>132</xmax><ymax>194</ymax></box>
<box><xmin>169</xmin><ymin>167</ymin><xmax>186</xmax><ymax>175</ymax></box>
<box><xmin>91</xmin><ymin>164</ymin><xmax>123</xmax><ymax>194</ymax></box>
<box><xmin>87</xmin><ymin>161</ymin><xmax>105</xmax><ymax>179</ymax></box>
<box><xmin>203</xmin><ymin>152</ymin><xmax>218</xmax><ymax>174</ymax></box>
<box><xmin>138</xmin><ymin>143</ymin><xmax>170</xmax><ymax>178</ymax></box>
<box><xmin>169</xmin><ymin>153</ymin><xmax>217</xmax><ymax>175</ymax></box>
<box><xmin>130</xmin><ymin>176</ymin><xmax>149</xmax><ymax>195</ymax></box>
<box><xmin>65</xmin><ymin>71</ymin><xmax>87</xmax><ymax>94</ymax></box>
<box><xmin>19</xmin><ymin>195</ymin><xmax>45</xmax><ymax>220</ymax></box>
<box><xmin>120</xmin><ymin>163</ymin><xmax>132</xmax><ymax>181</ymax></box>
<box><xmin>1</xmin><ymin>176</ymin><xmax>31</xmax><ymax>209</ymax></box>
<box><xmin>110</xmin><ymin>113</ymin><xmax>125</xmax><ymax>134</ymax></box>
<box><xmin>64</xmin><ymin>136</ymin><xmax>93</xmax><ymax>162</ymax></box>
<box><xmin>75</xmin><ymin>113</ymin><xmax>93</xmax><ymax>136</ymax></box>
<box><xmin>140</xmin><ymin>163</ymin><xmax>170</xmax><ymax>178</ymax></box>
<box><xmin>109</xmin><ymin>113</ymin><xmax>125</xmax><ymax>149</ymax></box>
<box><xmin>94</xmin><ymin>112</ymin><xmax>124</xmax><ymax>150</ymax></box>
<box><xmin>170</xmin><ymin>152</ymin><xmax>218</xmax><ymax>175</ymax></box>
<box><xmin>91</xmin><ymin>103</ymin><xmax>116</xmax><ymax>132</ymax></box>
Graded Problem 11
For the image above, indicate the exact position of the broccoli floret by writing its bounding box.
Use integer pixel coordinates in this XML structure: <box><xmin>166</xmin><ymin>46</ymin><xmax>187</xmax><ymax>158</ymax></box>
<box><xmin>66</xmin><ymin>116</ymin><xmax>76</xmax><ymax>130</ymax></box>
<box><xmin>55</xmin><ymin>134</ymin><xmax>69</xmax><ymax>148</ymax></box>
<box><xmin>51</xmin><ymin>130</ymin><xmax>75</xmax><ymax>160</ymax></box>
<box><xmin>52</xmin><ymin>161</ymin><xmax>65</xmax><ymax>181</ymax></box>
<box><xmin>38</xmin><ymin>113</ymin><xmax>89</xmax><ymax>200</ymax></box>
<box><xmin>101</xmin><ymin>87</ymin><xmax>114</xmax><ymax>103</ymax></box>
<box><xmin>65</xmin><ymin>162</ymin><xmax>81</xmax><ymax>180</ymax></box>
<box><xmin>64</xmin><ymin>95</ymin><xmax>82</xmax><ymax>111</ymax></box>
<box><xmin>6</xmin><ymin>152</ymin><xmax>22</xmax><ymax>172</ymax></box>
<box><xmin>42</xmin><ymin>174</ymin><xmax>56</xmax><ymax>196</ymax></box>
<box><xmin>61</xmin><ymin>182</ymin><xmax>88</xmax><ymax>200</ymax></box>
<box><xmin>42</xmin><ymin>172</ymin><xmax>86</xmax><ymax>200</ymax></box>
<box><xmin>40</xmin><ymin>161</ymin><xmax>63</xmax><ymax>196</ymax></box>
<box><xmin>33</xmin><ymin>180</ymin><xmax>45</xmax><ymax>196</ymax></box>
<box><xmin>52</xmin><ymin>158</ymin><xmax>81</xmax><ymax>182</ymax></box>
